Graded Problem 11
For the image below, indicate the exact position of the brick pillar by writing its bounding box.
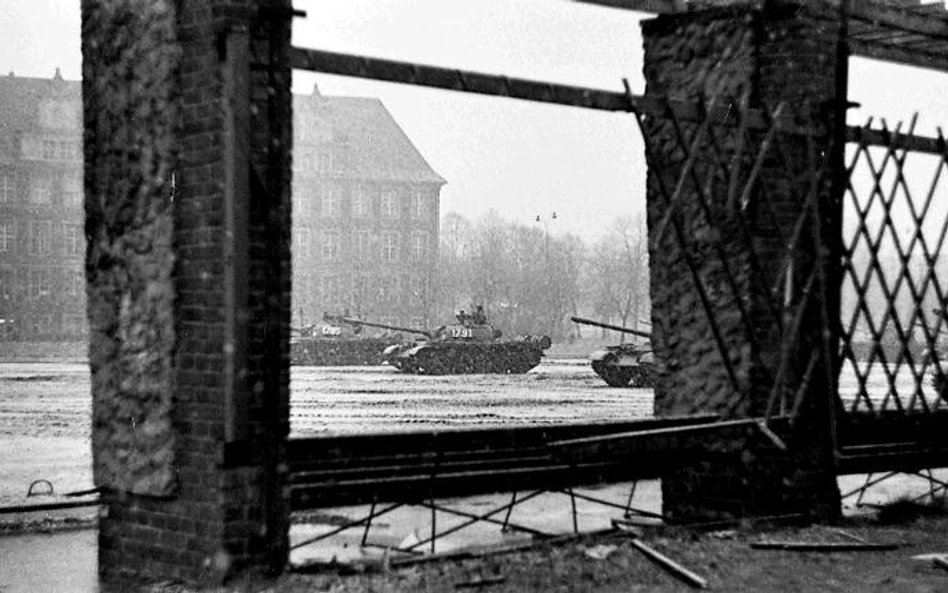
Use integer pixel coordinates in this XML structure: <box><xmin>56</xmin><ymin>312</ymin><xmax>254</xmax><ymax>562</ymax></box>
<box><xmin>82</xmin><ymin>0</ymin><xmax>292</xmax><ymax>585</ymax></box>
<box><xmin>642</xmin><ymin>3</ymin><xmax>842</xmax><ymax>522</ymax></box>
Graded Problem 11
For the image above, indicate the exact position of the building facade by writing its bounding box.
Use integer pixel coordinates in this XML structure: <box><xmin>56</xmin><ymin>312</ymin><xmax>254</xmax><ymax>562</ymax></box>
<box><xmin>0</xmin><ymin>71</ymin><xmax>85</xmax><ymax>341</ymax></box>
<box><xmin>0</xmin><ymin>77</ymin><xmax>443</xmax><ymax>340</ymax></box>
<box><xmin>292</xmin><ymin>87</ymin><xmax>445</xmax><ymax>329</ymax></box>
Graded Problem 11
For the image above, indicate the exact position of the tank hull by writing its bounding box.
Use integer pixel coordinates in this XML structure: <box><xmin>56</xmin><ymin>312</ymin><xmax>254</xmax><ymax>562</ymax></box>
<box><xmin>290</xmin><ymin>337</ymin><xmax>399</xmax><ymax>366</ymax></box>
<box><xmin>588</xmin><ymin>344</ymin><xmax>655</xmax><ymax>388</ymax></box>
<box><xmin>383</xmin><ymin>341</ymin><xmax>545</xmax><ymax>375</ymax></box>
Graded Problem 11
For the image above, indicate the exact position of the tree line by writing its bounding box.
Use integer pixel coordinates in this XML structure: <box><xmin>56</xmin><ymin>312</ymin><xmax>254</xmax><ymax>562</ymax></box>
<box><xmin>437</xmin><ymin>210</ymin><xmax>650</xmax><ymax>342</ymax></box>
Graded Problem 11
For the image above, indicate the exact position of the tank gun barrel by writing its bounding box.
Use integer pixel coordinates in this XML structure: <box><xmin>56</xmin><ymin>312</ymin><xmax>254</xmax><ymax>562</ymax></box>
<box><xmin>570</xmin><ymin>316</ymin><xmax>651</xmax><ymax>339</ymax></box>
<box><xmin>323</xmin><ymin>313</ymin><xmax>431</xmax><ymax>338</ymax></box>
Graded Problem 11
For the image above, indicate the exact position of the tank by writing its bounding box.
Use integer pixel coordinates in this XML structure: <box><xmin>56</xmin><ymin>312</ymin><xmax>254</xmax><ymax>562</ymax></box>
<box><xmin>571</xmin><ymin>316</ymin><xmax>655</xmax><ymax>388</ymax></box>
<box><xmin>289</xmin><ymin>312</ymin><xmax>402</xmax><ymax>366</ymax></box>
<box><xmin>340</xmin><ymin>306</ymin><xmax>552</xmax><ymax>375</ymax></box>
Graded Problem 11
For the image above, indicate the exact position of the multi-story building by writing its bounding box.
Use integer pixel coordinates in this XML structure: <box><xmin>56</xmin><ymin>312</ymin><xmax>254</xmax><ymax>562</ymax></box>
<box><xmin>292</xmin><ymin>86</ymin><xmax>446</xmax><ymax>329</ymax></box>
<box><xmin>0</xmin><ymin>70</ymin><xmax>85</xmax><ymax>341</ymax></box>
<box><xmin>0</xmin><ymin>76</ymin><xmax>444</xmax><ymax>340</ymax></box>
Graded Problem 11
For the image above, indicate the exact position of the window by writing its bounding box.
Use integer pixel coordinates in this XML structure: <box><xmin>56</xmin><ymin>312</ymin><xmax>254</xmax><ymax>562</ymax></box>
<box><xmin>29</xmin><ymin>179</ymin><xmax>52</xmax><ymax>205</ymax></box>
<box><xmin>0</xmin><ymin>175</ymin><xmax>14</xmax><ymax>203</ymax></box>
<box><xmin>320</xmin><ymin>186</ymin><xmax>341</xmax><ymax>218</ymax></box>
<box><xmin>291</xmin><ymin>183</ymin><xmax>310</xmax><ymax>218</ymax></box>
<box><xmin>321</xmin><ymin>231</ymin><xmax>340</xmax><ymax>260</ymax></box>
<box><xmin>409</xmin><ymin>276</ymin><xmax>426</xmax><ymax>306</ymax></box>
<box><xmin>351</xmin><ymin>275</ymin><xmax>369</xmax><ymax>302</ymax></box>
<box><xmin>411</xmin><ymin>231</ymin><xmax>428</xmax><ymax>262</ymax></box>
<box><xmin>67</xmin><ymin>270</ymin><xmax>85</xmax><ymax>297</ymax></box>
<box><xmin>381</xmin><ymin>190</ymin><xmax>399</xmax><ymax>219</ymax></box>
<box><xmin>317</xmin><ymin>152</ymin><xmax>333</xmax><ymax>173</ymax></box>
<box><xmin>63</xmin><ymin>180</ymin><xmax>82</xmax><ymax>207</ymax></box>
<box><xmin>411</xmin><ymin>190</ymin><xmax>429</xmax><ymax>219</ymax></box>
<box><xmin>352</xmin><ymin>187</ymin><xmax>370</xmax><ymax>218</ymax></box>
<box><xmin>59</xmin><ymin>141</ymin><xmax>79</xmax><ymax>161</ymax></box>
<box><xmin>0</xmin><ymin>223</ymin><xmax>14</xmax><ymax>252</ymax></box>
<box><xmin>354</xmin><ymin>231</ymin><xmax>371</xmax><ymax>261</ymax></box>
<box><xmin>66</xmin><ymin>224</ymin><xmax>84</xmax><ymax>256</ymax></box>
<box><xmin>32</xmin><ymin>314</ymin><xmax>54</xmax><ymax>336</ymax></box>
<box><xmin>29</xmin><ymin>269</ymin><xmax>51</xmax><ymax>298</ymax></box>
<box><xmin>29</xmin><ymin>221</ymin><xmax>50</xmax><ymax>255</ymax></box>
<box><xmin>42</xmin><ymin>140</ymin><xmax>56</xmax><ymax>160</ymax></box>
<box><xmin>320</xmin><ymin>275</ymin><xmax>340</xmax><ymax>303</ymax></box>
<box><xmin>381</xmin><ymin>232</ymin><xmax>399</xmax><ymax>262</ymax></box>
<box><xmin>378</xmin><ymin>276</ymin><xmax>400</xmax><ymax>301</ymax></box>
<box><xmin>293</xmin><ymin>227</ymin><xmax>311</xmax><ymax>256</ymax></box>
<box><xmin>0</xmin><ymin>267</ymin><xmax>13</xmax><ymax>299</ymax></box>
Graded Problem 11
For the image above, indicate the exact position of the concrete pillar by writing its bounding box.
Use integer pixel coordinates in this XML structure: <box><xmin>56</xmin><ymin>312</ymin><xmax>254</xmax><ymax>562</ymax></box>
<box><xmin>642</xmin><ymin>3</ymin><xmax>843</xmax><ymax>522</ymax></box>
<box><xmin>82</xmin><ymin>0</ymin><xmax>292</xmax><ymax>585</ymax></box>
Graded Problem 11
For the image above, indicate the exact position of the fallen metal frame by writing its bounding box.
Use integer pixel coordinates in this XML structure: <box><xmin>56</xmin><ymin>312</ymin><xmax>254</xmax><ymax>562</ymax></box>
<box><xmin>840</xmin><ymin>469</ymin><xmax>948</xmax><ymax>506</ymax></box>
<box><xmin>290</xmin><ymin>481</ymin><xmax>653</xmax><ymax>558</ymax></box>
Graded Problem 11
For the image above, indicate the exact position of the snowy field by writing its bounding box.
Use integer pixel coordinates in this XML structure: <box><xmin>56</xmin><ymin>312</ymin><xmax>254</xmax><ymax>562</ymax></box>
<box><xmin>0</xmin><ymin>359</ymin><xmax>943</xmax><ymax>508</ymax></box>
<box><xmin>0</xmin><ymin>360</ymin><xmax>653</xmax><ymax>504</ymax></box>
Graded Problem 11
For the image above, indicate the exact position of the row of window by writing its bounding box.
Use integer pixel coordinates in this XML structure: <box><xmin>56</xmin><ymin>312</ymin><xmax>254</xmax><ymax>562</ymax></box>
<box><xmin>292</xmin><ymin>185</ymin><xmax>435</xmax><ymax>220</ymax></box>
<box><xmin>0</xmin><ymin>314</ymin><xmax>87</xmax><ymax>340</ymax></box>
<box><xmin>19</xmin><ymin>133</ymin><xmax>82</xmax><ymax>162</ymax></box>
<box><xmin>293</xmin><ymin>228</ymin><xmax>430</xmax><ymax>263</ymax></box>
<box><xmin>0</xmin><ymin>266</ymin><xmax>86</xmax><ymax>300</ymax></box>
<box><xmin>0</xmin><ymin>174</ymin><xmax>82</xmax><ymax>207</ymax></box>
<box><xmin>0</xmin><ymin>221</ymin><xmax>84</xmax><ymax>256</ymax></box>
<box><xmin>295</xmin><ymin>274</ymin><xmax>433</xmax><ymax>306</ymax></box>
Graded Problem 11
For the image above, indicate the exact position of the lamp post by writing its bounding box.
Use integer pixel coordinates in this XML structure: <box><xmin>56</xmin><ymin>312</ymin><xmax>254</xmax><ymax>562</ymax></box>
<box><xmin>535</xmin><ymin>212</ymin><xmax>559</xmax><ymax>338</ymax></box>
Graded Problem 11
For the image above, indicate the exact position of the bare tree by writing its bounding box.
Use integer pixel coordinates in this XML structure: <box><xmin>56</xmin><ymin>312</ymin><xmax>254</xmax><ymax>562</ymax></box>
<box><xmin>586</xmin><ymin>214</ymin><xmax>650</xmax><ymax>340</ymax></box>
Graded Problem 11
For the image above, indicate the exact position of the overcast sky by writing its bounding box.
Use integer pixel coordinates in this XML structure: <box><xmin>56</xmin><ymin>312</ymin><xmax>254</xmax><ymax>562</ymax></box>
<box><xmin>4</xmin><ymin>0</ymin><xmax>948</xmax><ymax>239</ymax></box>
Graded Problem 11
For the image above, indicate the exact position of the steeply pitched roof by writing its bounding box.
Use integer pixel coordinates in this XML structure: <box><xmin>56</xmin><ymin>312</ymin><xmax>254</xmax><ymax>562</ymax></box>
<box><xmin>293</xmin><ymin>91</ymin><xmax>446</xmax><ymax>185</ymax></box>
<box><xmin>0</xmin><ymin>71</ymin><xmax>80</xmax><ymax>137</ymax></box>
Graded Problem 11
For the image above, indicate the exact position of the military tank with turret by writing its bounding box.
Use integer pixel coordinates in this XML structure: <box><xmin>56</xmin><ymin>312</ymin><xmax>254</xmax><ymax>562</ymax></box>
<box><xmin>571</xmin><ymin>316</ymin><xmax>655</xmax><ymax>387</ymax></box>
<box><xmin>339</xmin><ymin>306</ymin><xmax>552</xmax><ymax>374</ymax></box>
<box><xmin>290</xmin><ymin>312</ymin><xmax>402</xmax><ymax>366</ymax></box>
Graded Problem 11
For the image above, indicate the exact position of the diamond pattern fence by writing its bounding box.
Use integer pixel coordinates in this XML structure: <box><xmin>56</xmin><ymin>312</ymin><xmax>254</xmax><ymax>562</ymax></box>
<box><xmin>841</xmin><ymin>119</ymin><xmax>948</xmax><ymax>416</ymax></box>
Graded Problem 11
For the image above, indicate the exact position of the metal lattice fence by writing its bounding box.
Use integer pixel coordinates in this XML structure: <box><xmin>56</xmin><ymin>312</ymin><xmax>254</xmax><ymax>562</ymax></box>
<box><xmin>840</xmin><ymin>120</ymin><xmax>948</xmax><ymax>415</ymax></box>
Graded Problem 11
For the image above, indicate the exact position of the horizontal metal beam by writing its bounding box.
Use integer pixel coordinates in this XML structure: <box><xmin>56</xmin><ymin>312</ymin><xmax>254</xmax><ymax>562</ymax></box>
<box><xmin>850</xmin><ymin>38</ymin><xmax>948</xmax><ymax>72</ymax></box>
<box><xmin>289</xmin><ymin>46</ymin><xmax>822</xmax><ymax>135</ymax></box>
<box><xmin>290</xmin><ymin>48</ymin><xmax>946</xmax><ymax>155</ymax></box>
<box><xmin>571</xmin><ymin>0</ymin><xmax>685</xmax><ymax>13</ymax></box>
<box><xmin>846</xmin><ymin>125</ymin><xmax>947</xmax><ymax>155</ymax></box>
<box><xmin>289</xmin><ymin>46</ymin><xmax>635</xmax><ymax>113</ymax></box>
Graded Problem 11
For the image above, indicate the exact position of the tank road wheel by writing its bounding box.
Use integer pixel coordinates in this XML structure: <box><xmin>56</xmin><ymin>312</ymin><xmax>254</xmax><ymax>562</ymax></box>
<box><xmin>592</xmin><ymin>362</ymin><xmax>632</xmax><ymax>387</ymax></box>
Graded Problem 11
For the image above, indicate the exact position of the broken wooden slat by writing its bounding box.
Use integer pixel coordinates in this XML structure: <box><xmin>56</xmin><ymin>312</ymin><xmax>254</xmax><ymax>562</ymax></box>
<box><xmin>751</xmin><ymin>541</ymin><xmax>898</xmax><ymax>552</ymax></box>
<box><xmin>630</xmin><ymin>539</ymin><xmax>708</xmax><ymax>589</ymax></box>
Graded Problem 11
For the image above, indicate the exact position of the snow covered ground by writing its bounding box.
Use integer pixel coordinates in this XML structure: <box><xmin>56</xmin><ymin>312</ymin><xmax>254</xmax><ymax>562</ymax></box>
<box><xmin>0</xmin><ymin>359</ymin><xmax>942</xmax><ymax>511</ymax></box>
<box><xmin>0</xmin><ymin>360</ymin><xmax>653</xmax><ymax>505</ymax></box>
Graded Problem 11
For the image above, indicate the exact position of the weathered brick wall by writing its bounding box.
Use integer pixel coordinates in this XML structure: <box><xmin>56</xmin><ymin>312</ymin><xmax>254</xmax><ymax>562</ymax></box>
<box><xmin>84</xmin><ymin>0</ymin><xmax>292</xmax><ymax>585</ymax></box>
<box><xmin>82</xmin><ymin>0</ymin><xmax>178</xmax><ymax>497</ymax></box>
<box><xmin>643</xmin><ymin>7</ymin><xmax>758</xmax><ymax>419</ymax></box>
<box><xmin>642</xmin><ymin>4</ymin><xmax>842</xmax><ymax>521</ymax></box>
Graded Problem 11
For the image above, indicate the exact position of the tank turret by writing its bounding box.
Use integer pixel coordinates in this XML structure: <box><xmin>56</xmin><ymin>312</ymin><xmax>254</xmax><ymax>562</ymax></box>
<box><xmin>571</xmin><ymin>316</ymin><xmax>654</xmax><ymax>388</ymax></box>
<box><xmin>289</xmin><ymin>312</ymin><xmax>402</xmax><ymax>366</ymax></box>
<box><xmin>345</xmin><ymin>307</ymin><xmax>551</xmax><ymax>374</ymax></box>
